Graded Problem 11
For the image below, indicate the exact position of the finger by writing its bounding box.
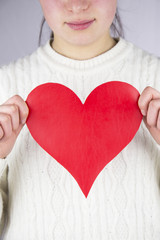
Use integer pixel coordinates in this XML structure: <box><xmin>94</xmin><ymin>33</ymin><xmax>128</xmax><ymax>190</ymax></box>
<box><xmin>0</xmin><ymin>126</ymin><xmax>4</xmax><ymax>139</ymax></box>
<box><xmin>157</xmin><ymin>110</ymin><xmax>160</xmax><ymax>130</ymax></box>
<box><xmin>146</xmin><ymin>99</ymin><xmax>160</xmax><ymax>127</ymax></box>
<box><xmin>4</xmin><ymin>95</ymin><xmax>29</xmax><ymax>125</ymax></box>
<box><xmin>0</xmin><ymin>113</ymin><xmax>12</xmax><ymax>139</ymax></box>
<box><xmin>0</xmin><ymin>104</ymin><xmax>19</xmax><ymax>131</ymax></box>
<box><xmin>138</xmin><ymin>86</ymin><xmax>160</xmax><ymax>116</ymax></box>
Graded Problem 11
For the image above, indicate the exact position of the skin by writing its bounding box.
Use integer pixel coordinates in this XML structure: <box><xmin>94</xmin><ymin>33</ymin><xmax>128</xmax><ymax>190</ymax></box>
<box><xmin>0</xmin><ymin>0</ymin><xmax>159</xmax><ymax>159</ymax></box>
<box><xmin>138</xmin><ymin>87</ymin><xmax>160</xmax><ymax>145</ymax></box>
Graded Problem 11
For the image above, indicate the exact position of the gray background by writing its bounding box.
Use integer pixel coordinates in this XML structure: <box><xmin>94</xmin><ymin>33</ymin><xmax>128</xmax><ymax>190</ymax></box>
<box><xmin>0</xmin><ymin>0</ymin><xmax>160</xmax><ymax>67</ymax></box>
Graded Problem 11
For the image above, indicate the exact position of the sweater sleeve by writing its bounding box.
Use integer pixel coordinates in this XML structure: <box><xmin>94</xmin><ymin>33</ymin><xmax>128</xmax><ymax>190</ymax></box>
<box><xmin>0</xmin><ymin>65</ymin><xmax>11</xmax><ymax>236</ymax></box>
<box><xmin>0</xmin><ymin>159</ymin><xmax>8</xmax><ymax>236</ymax></box>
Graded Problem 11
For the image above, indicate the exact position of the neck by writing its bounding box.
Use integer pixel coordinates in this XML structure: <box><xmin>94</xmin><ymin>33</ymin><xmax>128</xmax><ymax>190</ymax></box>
<box><xmin>51</xmin><ymin>33</ymin><xmax>117</xmax><ymax>60</ymax></box>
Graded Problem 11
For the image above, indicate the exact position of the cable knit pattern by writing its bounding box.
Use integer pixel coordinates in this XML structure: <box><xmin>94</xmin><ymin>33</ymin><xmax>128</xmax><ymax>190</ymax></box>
<box><xmin>0</xmin><ymin>37</ymin><xmax>160</xmax><ymax>240</ymax></box>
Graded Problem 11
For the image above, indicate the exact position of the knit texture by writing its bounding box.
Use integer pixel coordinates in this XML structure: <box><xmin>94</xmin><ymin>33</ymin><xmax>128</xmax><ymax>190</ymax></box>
<box><xmin>0</xmin><ymin>37</ymin><xmax>160</xmax><ymax>239</ymax></box>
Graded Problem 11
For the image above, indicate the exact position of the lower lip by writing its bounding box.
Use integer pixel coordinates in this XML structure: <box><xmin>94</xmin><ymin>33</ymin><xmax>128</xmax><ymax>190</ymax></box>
<box><xmin>66</xmin><ymin>20</ymin><xmax>95</xmax><ymax>30</ymax></box>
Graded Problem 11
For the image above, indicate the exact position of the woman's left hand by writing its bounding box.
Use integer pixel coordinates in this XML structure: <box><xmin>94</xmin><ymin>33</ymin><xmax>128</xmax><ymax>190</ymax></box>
<box><xmin>138</xmin><ymin>86</ymin><xmax>160</xmax><ymax>145</ymax></box>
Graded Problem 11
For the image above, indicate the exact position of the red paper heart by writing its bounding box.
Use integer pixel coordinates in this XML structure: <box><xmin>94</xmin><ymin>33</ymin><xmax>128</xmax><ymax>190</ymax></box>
<box><xmin>26</xmin><ymin>81</ymin><xmax>142</xmax><ymax>198</ymax></box>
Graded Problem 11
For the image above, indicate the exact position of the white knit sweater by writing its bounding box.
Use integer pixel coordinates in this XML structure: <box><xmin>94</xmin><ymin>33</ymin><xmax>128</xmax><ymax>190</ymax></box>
<box><xmin>0</xmin><ymin>38</ymin><xmax>160</xmax><ymax>240</ymax></box>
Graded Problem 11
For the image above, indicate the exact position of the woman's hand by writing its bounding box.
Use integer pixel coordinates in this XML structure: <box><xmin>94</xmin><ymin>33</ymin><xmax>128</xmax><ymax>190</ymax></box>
<box><xmin>138</xmin><ymin>86</ymin><xmax>160</xmax><ymax>145</ymax></box>
<box><xmin>0</xmin><ymin>95</ymin><xmax>29</xmax><ymax>159</ymax></box>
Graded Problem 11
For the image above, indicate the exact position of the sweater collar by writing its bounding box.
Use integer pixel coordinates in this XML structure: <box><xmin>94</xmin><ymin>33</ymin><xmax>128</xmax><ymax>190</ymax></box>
<box><xmin>38</xmin><ymin>37</ymin><xmax>132</xmax><ymax>74</ymax></box>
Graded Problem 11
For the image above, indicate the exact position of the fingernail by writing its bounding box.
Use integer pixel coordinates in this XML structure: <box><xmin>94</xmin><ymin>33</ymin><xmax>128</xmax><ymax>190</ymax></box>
<box><xmin>141</xmin><ymin>110</ymin><xmax>146</xmax><ymax>116</ymax></box>
<box><xmin>22</xmin><ymin>118</ymin><xmax>27</xmax><ymax>125</ymax></box>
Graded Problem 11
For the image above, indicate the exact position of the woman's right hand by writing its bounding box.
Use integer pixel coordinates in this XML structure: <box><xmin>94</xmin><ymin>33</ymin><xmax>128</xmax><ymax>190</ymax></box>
<box><xmin>0</xmin><ymin>95</ymin><xmax>29</xmax><ymax>159</ymax></box>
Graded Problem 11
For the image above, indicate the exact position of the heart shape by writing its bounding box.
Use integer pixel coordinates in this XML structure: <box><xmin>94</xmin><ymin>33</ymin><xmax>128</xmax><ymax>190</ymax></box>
<box><xmin>26</xmin><ymin>81</ymin><xmax>142</xmax><ymax>198</ymax></box>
